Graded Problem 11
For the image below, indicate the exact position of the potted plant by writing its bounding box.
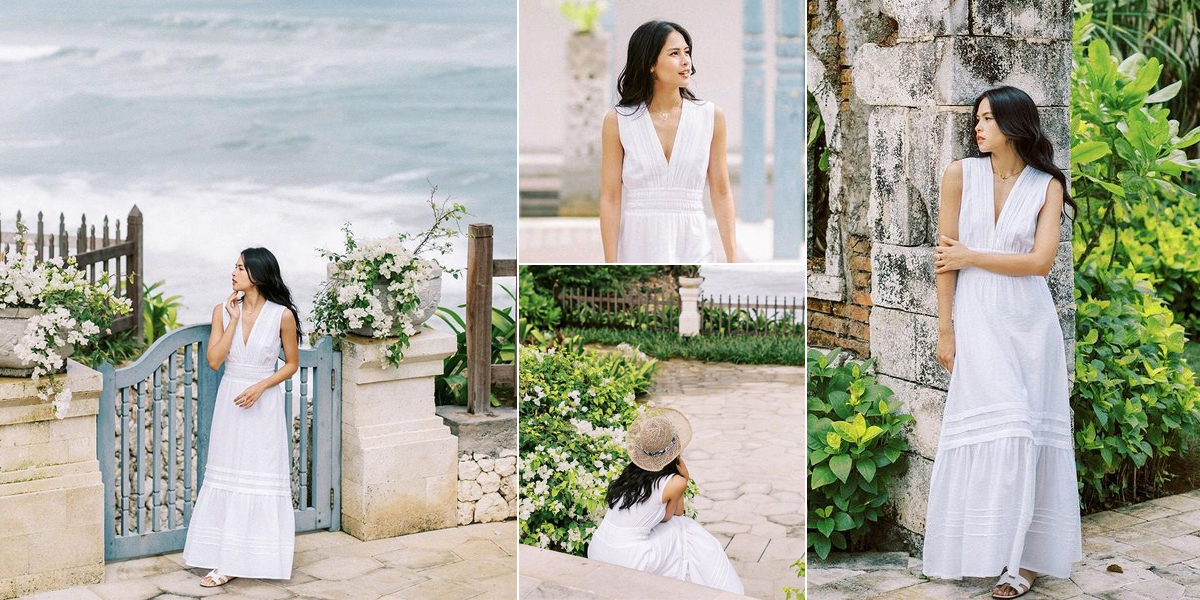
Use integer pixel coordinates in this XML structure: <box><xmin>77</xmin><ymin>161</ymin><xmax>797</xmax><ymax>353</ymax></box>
<box><xmin>0</xmin><ymin>233</ymin><xmax>132</xmax><ymax>417</ymax></box>
<box><xmin>676</xmin><ymin>265</ymin><xmax>703</xmax><ymax>288</ymax></box>
<box><xmin>311</xmin><ymin>186</ymin><xmax>467</xmax><ymax>367</ymax></box>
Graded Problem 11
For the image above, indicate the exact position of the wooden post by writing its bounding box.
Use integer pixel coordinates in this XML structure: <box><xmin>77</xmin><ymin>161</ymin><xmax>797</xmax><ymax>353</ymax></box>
<box><xmin>127</xmin><ymin>206</ymin><xmax>144</xmax><ymax>342</ymax></box>
<box><xmin>466</xmin><ymin>223</ymin><xmax>493</xmax><ymax>415</ymax></box>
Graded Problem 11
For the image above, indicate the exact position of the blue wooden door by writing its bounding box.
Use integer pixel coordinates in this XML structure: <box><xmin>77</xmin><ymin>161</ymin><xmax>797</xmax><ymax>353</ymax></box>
<box><xmin>96</xmin><ymin>324</ymin><xmax>341</xmax><ymax>561</ymax></box>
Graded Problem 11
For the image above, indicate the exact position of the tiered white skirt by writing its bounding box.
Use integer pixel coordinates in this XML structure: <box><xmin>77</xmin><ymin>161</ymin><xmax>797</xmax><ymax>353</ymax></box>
<box><xmin>182</xmin><ymin>364</ymin><xmax>294</xmax><ymax>579</ymax></box>
<box><xmin>617</xmin><ymin>188</ymin><xmax>714</xmax><ymax>263</ymax></box>
<box><xmin>589</xmin><ymin>516</ymin><xmax>744</xmax><ymax>594</ymax></box>
<box><xmin>922</xmin><ymin>268</ymin><xmax>1082</xmax><ymax>579</ymax></box>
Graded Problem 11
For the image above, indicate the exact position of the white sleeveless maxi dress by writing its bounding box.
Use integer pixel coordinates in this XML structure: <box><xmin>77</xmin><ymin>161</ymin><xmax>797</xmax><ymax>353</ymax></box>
<box><xmin>182</xmin><ymin>300</ymin><xmax>295</xmax><ymax>579</ymax></box>
<box><xmin>587</xmin><ymin>473</ymin><xmax>743</xmax><ymax>594</ymax></box>
<box><xmin>615</xmin><ymin>100</ymin><xmax>716</xmax><ymax>263</ymax></box>
<box><xmin>922</xmin><ymin>156</ymin><xmax>1082</xmax><ymax>579</ymax></box>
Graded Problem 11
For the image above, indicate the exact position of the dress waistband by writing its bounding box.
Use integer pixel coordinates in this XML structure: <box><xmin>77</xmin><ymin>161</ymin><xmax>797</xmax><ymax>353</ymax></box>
<box><xmin>624</xmin><ymin>188</ymin><xmax>705</xmax><ymax>215</ymax></box>
<box><xmin>223</xmin><ymin>362</ymin><xmax>277</xmax><ymax>381</ymax></box>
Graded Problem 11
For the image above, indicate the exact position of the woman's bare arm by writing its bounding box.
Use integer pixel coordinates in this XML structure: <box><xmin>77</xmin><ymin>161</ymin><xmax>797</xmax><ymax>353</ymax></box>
<box><xmin>660</xmin><ymin>473</ymin><xmax>689</xmax><ymax>522</ymax></box>
<box><xmin>206</xmin><ymin>295</ymin><xmax>239</xmax><ymax>370</ymax></box>
<box><xmin>935</xmin><ymin>161</ymin><xmax>963</xmax><ymax>372</ymax></box>
<box><xmin>707</xmin><ymin>106</ymin><xmax>737</xmax><ymax>262</ymax></box>
<box><xmin>935</xmin><ymin>178</ymin><xmax>1064</xmax><ymax>277</ymax></box>
<box><xmin>599</xmin><ymin>110</ymin><xmax>624</xmax><ymax>263</ymax></box>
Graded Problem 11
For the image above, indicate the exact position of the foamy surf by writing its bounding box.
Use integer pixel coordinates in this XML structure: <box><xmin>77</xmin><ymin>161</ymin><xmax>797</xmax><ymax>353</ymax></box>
<box><xmin>0</xmin><ymin>44</ymin><xmax>61</xmax><ymax>63</ymax></box>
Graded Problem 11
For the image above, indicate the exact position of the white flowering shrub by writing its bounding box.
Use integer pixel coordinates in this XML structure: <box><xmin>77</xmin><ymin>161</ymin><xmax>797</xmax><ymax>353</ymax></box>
<box><xmin>518</xmin><ymin>343</ymin><xmax>661</xmax><ymax>556</ymax></box>
<box><xmin>311</xmin><ymin>189</ymin><xmax>466</xmax><ymax>367</ymax></box>
<box><xmin>0</xmin><ymin>237</ymin><xmax>131</xmax><ymax>417</ymax></box>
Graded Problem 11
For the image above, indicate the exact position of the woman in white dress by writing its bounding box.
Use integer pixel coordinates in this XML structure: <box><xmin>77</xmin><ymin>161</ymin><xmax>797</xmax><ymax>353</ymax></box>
<box><xmin>182</xmin><ymin>247</ymin><xmax>301</xmax><ymax>587</ymax></box>
<box><xmin>587</xmin><ymin>408</ymin><xmax>744</xmax><ymax>594</ymax></box>
<box><xmin>925</xmin><ymin>86</ymin><xmax>1082</xmax><ymax>598</ymax></box>
<box><xmin>599</xmin><ymin>20</ymin><xmax>738</xmax><ymax>263</ymax></box>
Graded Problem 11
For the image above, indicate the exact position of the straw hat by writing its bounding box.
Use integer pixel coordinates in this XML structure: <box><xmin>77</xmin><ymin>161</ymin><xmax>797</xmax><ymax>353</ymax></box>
<box><xmin>627</xmin><ymin>407</ymin><xmax>693</xmax><ymax>472</ymax></box>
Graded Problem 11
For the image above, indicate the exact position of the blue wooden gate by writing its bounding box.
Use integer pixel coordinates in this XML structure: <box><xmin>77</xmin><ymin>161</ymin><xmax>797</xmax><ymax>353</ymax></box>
<box><xmin>96</xmin><ymin>324</ymin><xmax>342</xmax><ymax>561</ymax></box>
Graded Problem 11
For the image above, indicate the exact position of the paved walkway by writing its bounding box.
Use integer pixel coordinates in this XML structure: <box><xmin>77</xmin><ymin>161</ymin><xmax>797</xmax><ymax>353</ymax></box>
<box><xmin>24</xmin><ymin>521</ymin><xmax>516</xmax><ymax>600</ymax></box>
<box><xmin>646</xmin><ymin>359</ymin><xmax>807</xmax><ymax>600</ymax></box>
<box><xmin>519</xmin><ymin>545</ymin><xmax>748</xmax><ymax>599</ymax></box>
<box><xmin>808</xmin><ymin>489</ymin><xmax>1200</xmax><ymax>599</ymax></box>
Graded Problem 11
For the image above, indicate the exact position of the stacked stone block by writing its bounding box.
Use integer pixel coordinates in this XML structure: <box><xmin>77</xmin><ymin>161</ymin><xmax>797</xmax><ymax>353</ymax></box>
<box><xmin>456</xmin><ymin>450</ymin><xmax>518</xmax><ymax>525</ymax></box>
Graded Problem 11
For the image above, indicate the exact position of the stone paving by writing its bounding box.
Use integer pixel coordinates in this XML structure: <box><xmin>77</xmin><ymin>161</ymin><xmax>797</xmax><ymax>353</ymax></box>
<box><xmin>23</xmin><ymin>521</ymin><xmax>516</xmax><ymax>600</ymax></box>
<box><xmin>646</xmin><ymin>359</ymin><xmax>807</xmax><ymax>600</ymax></box>
<box><xmin>808</xmin><ymin>489</ymin><xmax>1200</xmax><ymax>599</ymax></box>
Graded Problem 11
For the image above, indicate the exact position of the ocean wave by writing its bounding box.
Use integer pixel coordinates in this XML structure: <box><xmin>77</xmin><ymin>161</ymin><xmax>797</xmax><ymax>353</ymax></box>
<box><xmin>0</xmin><ymin>44</ymin><xmax>62</xmax><ymax>63</ymax></box>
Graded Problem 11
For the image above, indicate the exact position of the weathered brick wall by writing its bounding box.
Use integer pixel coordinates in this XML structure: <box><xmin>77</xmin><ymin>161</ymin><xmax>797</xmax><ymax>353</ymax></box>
<box><xmin>812</xmin><ymin>0</ymin><xmax>1077</xmax><ymax>553</ymax></box>
<box><xmin>807</xmin><ymin>234</ymin><xmax>871</xmax><ymax>358</ymax></box>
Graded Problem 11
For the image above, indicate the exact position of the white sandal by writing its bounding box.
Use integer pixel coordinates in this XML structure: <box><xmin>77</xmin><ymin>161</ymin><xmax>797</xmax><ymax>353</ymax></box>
<box><xmin>992</xmin><ymin>567</ymin><xmax>1034</xmax><ymax>598</ymax></box>
<box><xmin>200</xmin><ymin>569</ymin><xmax>236</xmax><ymax>587</ymax></box>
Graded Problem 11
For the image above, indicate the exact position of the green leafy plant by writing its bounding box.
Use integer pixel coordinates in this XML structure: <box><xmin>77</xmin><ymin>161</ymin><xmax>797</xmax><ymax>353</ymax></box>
<box><xmin>1072</xmin><ymin>263</ymin><xmax>1200</xmax><ymax>508</ymax></box>
<box><xmin>783</xmin><ymin>559</ymin><xmax>805</xmax><ymax>600</ymax></box>
<box><xmin>565</xmin><ymin>327</ymin><xmax>805</xmax><ymax>365</ymax></box>
<box><xmin>807</xmin><ymin>348</ymin><xmax>912</xmax><ymax>559</ymax></box>
<box><xmin>142</xmin><ymin>280</ymin><xmax>183</xmax><ymax>345</ymax></box>
<box><xmin>434</xmin><ymin>285</ymin><xmax>517</xmax><ymax>407</ymax></box>
<box><xmin>518</xmin><ymin>269</ymin><xmax>562</xmax><ymax>342</ymax></box>
<box><xmin>554</xmin><ymin>0</ymin><xmax>606</xmax><ymax>33</ymax></box>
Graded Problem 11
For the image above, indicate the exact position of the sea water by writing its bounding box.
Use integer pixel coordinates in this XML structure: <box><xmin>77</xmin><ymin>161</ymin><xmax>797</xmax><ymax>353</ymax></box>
<box><xmin>0</xmin><ymin>1</ymin><xmax>517</xmax><ymax>329</ymax></box>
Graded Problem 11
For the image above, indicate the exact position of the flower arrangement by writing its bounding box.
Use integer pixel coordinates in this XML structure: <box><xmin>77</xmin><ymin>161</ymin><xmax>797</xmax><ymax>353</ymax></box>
<box><xmin>311</xmin><ymin>186</ymin><xmax>467</xmax><ymax>367</ymax></box>
<box><xmin>0</xmin><ymin>232</ymin><xmax>131</xmax><ymax>418</ymax></box>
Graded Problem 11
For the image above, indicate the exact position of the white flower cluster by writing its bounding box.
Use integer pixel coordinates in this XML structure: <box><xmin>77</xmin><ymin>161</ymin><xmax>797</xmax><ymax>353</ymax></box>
<box><xmin>1</xmin><ymin>243</ymin><xmax>128</xmax><ymax>419</ymax></box>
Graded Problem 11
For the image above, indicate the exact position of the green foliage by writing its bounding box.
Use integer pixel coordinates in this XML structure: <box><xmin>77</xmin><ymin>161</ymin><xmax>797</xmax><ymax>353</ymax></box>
<box><xmin>565</xmin><ymin>327</ymin><xmax>804</xmax><ymax>365</ymax></box>
<box><xmin>522</xmin><ymin>265</ymin><xmax>666</xmax><ymax>296</ymax></box>
<box><xmin>518</xmin><ymin>269</ymin><xmax>562</xmax><ymax>342</ymax></box>
<box><xmin>807</xmin><ymin>348</ymin><xmax>912</xmax><ymax>560</ymax></box>
<box><xmin>434</xmin><ymin>285</ymin><xmax>517</xmax><ymax>407</ymax></box>
<box><xmin>554</xmin><ymin>0</ymin><xmax>606</xmax><ymax>33</ymax></box>
<box><xmin>1072</xmin><ymin>263</ymin><xmax>1200</xmax><ymax>508</ymax></box>
<box><xmin>700</xmin><ymin>304</ymin><xmax>804</xmax><ymax>336</ymax></box>
<box><xmin>1071</xmin><ymin>7</ymin><xmax>1200</xmax><ymax>512</ymax></box>
<box><xmin>783</xmin><ymin>559</ymin><xmax>806</xmax><ymax>600</ymax></box>
<box><xmin>1084</xmin><ymin>0</ymin><xmax>1200</xmax><ymax>134</ymax></box>
<box><xmin>76</xmin><ymin>329</ymin><xmax>143</xmax><ymax>369</ymax></box>
<box><xmin>1071</xmin><ymin>18</ymin><xmax>1200</xmax><ymax>269</ymax></box>
<box><xmin>518</xmin><ymin>343</ymin><xmax>662</xmax><ymax>555</ymax></box>
<box><xmin>568</xmin><ymin>300</ymin><xmax>680</xmax><ymax>332</ymax></box>
<box><xmin>142</xmin><ymin>280</ymin><xmax>183</xmax><ymax>345</ymax></box>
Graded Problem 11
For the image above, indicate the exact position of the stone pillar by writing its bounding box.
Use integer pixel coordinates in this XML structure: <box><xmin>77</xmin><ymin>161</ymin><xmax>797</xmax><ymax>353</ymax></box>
<box><xmin>678</xmin><ymin>280</ymin><xmax>701</xmax><ymax>337</ymax></box>
<box><xmin>559</xmin><ymin>30</ymin><xmax>610</xmax><ymax>217</ymax></box>
<box><xmin>339</xmin><ymin>331</ymin><xmax>459</xmax><ymax>541</ymax></box>
<box><xmin>740</xmin><ymin>0</ymin><xmax>767</xmax><ymax>222</ymax></box>
<box><xmin>853</xmin><ymin>0</ymin><xmax>1075</xmax><ymax>551</ymax></box>
<box><xmin>0</xmin><ymin>362</ymin><xmax>104</xmax><ymax>597</ymax></box>
<box><xmin>772</xmin><ymin>0</ymin><xmax>805</xmax><ymax>259</ymax></box>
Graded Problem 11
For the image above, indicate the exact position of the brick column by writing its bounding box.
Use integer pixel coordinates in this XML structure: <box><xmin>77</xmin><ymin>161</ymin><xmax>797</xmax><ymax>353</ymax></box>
<box><xmin>0</xmin><ymin>362</ymin><xmax>104</xmax><ymax>597</ymax></box>
<box><xmin>339</xmin><ymin>331</ymin><xmax>459</xmax><ymax>540</ymax></box>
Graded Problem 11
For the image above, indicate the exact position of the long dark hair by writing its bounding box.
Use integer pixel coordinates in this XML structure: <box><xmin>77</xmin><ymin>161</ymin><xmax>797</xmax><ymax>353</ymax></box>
<box><xmin>605</xmin><ymin>459</ymin><xmax>682</xmax><ymax>510</ymax></box>
<box><xmin>615</xmin><ymin>20</ymin><xmax>700</xmax><ymax>114</ymax></box>
<box><xmin>241</xmin><ymin>247</ymin><xmax>302</xmax><ymax>341</ymax></box>
<box><xmin>972</xmin><ymin>86</ymin><xmax>1076</xmax><ymax>220</ymax></box>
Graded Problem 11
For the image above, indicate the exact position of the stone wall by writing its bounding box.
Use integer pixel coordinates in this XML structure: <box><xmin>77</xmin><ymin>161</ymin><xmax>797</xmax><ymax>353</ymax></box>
<box><xmin>810</xmin><ymin>0</ymin><xmax>1076</xmax><ymax>552</ymax></box>
<box><xmin>456</xmin><ymin>450</ymin><xmax>518</xmax><ymax>525</ymax></box>
<box><xmin>0</xmin><ymin>363</ymin><xmax>105</xmax><ymax>597</ymax></box>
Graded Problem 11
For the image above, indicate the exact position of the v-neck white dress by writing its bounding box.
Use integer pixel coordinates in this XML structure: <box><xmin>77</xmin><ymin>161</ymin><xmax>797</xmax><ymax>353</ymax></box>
<box><xmin>183</xmin><ymin>300</ymin><xmax>295</xmax><ymax>579</ymax></box>
<box><xmin>922</xmin><ymin>156</ymin><xmax>1081</xmax><ymax>579</ymax></box>
<box><xmin>615</xmin><ymin>100</ymin><xmax>716</xmax><ymax>263</ymax></box>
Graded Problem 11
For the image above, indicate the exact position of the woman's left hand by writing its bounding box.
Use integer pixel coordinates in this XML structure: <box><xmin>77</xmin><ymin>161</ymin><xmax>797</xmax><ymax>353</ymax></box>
<box><xmin>934</xmin><ymin>235</ymin><xmax>975</xmax><ymax>273</ymax></box>
<box><xmin>233</xmin><ymin>383</ymin><xmax>265</xmax><ymax>409</ymax></box>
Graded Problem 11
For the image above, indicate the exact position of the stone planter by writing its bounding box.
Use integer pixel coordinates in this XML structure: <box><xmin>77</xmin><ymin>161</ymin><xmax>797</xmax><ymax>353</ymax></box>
<box><xmin>327</xmin><ymin>264</ymin><xmax>443</xmax><ymax>338</ymax></box>
<box><xmin>0</xmin><ymin>307</ymin><xmax>72</xmax><ymax>377</ymax></box>
<box><xmin>678</xmin><ymin>276</ymin><xmax>704</xmax><ymax>288</ymax></box>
